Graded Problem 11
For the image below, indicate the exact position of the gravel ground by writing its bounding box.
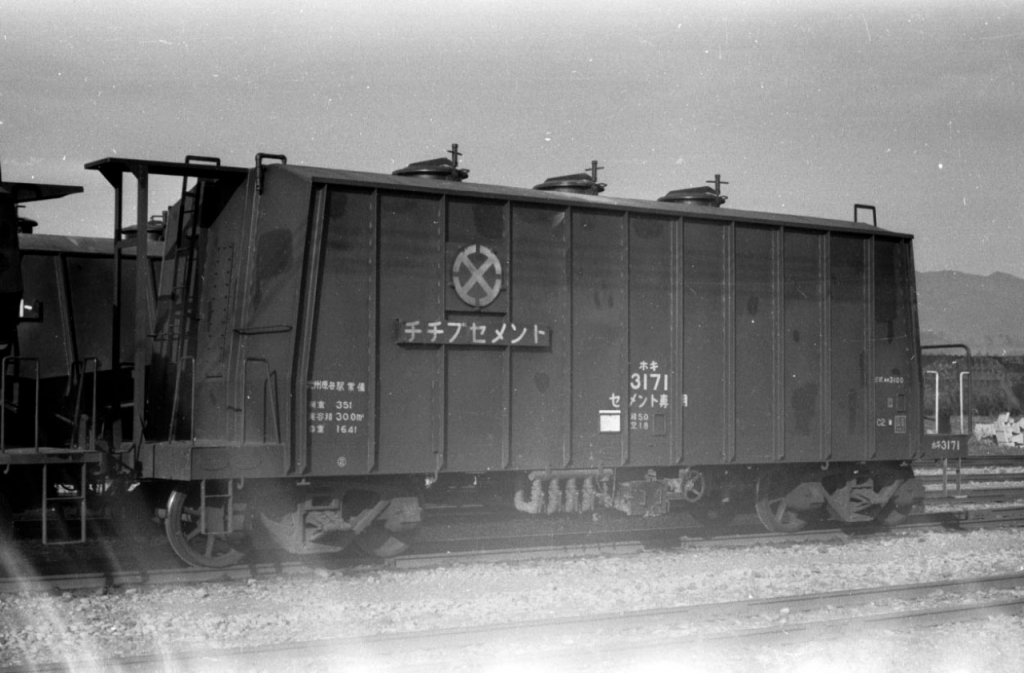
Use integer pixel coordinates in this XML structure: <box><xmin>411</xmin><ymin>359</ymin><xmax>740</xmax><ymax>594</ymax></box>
<box><xmin>2</xmin><ymin>526</ymin><xmax>1024</xmax><ymax>672</ymax></box>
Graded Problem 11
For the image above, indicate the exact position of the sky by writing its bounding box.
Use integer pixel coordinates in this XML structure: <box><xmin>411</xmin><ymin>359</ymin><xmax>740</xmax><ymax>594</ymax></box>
<box><xmin>2</xmin><ymin>0</ymin><xmax>1023</xmax><ymax>277</ymax></box>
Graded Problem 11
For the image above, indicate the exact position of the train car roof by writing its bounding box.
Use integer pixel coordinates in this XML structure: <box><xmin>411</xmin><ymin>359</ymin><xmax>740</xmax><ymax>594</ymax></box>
<box><xmin>18</xmin><ymin>232</ymin><xmax>162</xmax><ymax>258</ymax></box>
<box><xmin>84</xmin><ymin>157</ymin><xmax>911</xmax><ymax>240</ymax></box>
<box><xmin>85</xmin><ymin>157</ymin><xmax>249</xmax><ymax>182</ymax></box>
<box><xmin>0</xmin><ymin>182</ymin><xmax>83</xmax><ymax>204</ymax></box>
<box><xmin>280</xmin><ymin>163</ymin><xmax>910</xmax><ymax>239</ymax></box>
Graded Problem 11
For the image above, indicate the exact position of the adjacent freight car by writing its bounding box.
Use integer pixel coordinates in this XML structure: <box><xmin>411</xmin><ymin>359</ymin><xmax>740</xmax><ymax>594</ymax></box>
<box><xmin>5</xmin><ymin>150</ymin><xmax>971</xmax><ymax>567</ymax></box>
<box><xmin>1</xmin><ymin>172</ymin><xmax>158</xmax><ymax>541</ymax></box>
<box><xmin>1</xmin><ymin>176</ymin><xmax>93</xmax><ymax>541</ymax></box>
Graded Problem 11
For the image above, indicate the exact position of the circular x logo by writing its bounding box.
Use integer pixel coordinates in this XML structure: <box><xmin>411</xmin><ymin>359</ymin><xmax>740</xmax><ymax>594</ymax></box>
<box><xmin>452</xmin><ymin>244</ymin><xmax>502</xmax><ymax>308</ymax></box>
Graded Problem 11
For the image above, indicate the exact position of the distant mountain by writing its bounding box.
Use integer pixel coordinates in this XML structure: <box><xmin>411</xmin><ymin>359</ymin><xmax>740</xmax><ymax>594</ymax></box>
<box><xmin>916</xmin><ymin>270</ymin><xmax>1024</xmax><ymax>355</ymax></box>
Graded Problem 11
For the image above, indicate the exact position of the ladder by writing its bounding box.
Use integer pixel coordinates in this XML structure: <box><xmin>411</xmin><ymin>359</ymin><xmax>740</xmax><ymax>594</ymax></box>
<box><xmin>158</xmin><ymin>156</ymin><xmax>220</xmax><ymax>440</ymax></box>
<box><xmin>162</xmin><ymin>157</ymin><xmax>219</xmax><ymax>359</ymax></box>
<box><xmin>3</xmin><ymin>355</ymin><xmax>97</xmax><ymax>544</ymax></box>
<box><xmin>42</xmin><ymin>462</ymin><xmax>88</xmax><ymax>544</ymax></box>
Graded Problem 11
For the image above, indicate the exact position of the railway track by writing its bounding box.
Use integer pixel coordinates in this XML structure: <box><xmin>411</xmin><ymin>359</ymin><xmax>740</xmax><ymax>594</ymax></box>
<box><xmin>5</xmin><ymin>456</ymin><xmax>1022</xmax><ymax>547</ymax></box>
<box><xmin>4</xmin><ymin>571</ymin><xmax>1023</xmax><ymax>672</ymax></box>
<box><xmin>4</xmin><ymin>505</ymin><xmax>1024</xmax><ymax>595</ymax></box>
<box><xmin>916</xmin><ymin>455</ymin><xmax>1024</xmax><ymax>504</ymax></box>
<box><xmin>2</xmin><ymin>456</ymin><xmax>1022</xmax><ymax>592</ymax></box>
<box><xmin>397</xmin><ymin>504</ymin><xmax>1024</xmax><ymax>567</ymax></box>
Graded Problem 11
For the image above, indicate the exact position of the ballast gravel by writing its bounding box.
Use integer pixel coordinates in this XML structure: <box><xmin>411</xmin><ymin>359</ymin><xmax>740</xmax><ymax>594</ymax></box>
<box><xmin>2</xmin><ymin>526</ymin><xmax>1024</xmax><ymax>672</ymax></box>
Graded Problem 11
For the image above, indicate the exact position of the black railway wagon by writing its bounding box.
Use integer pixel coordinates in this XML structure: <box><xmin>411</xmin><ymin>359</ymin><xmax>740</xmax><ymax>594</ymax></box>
<box><xmin>86</xmin><ymin>153</ymin><xmax>967</xmax><ymax>567</ymax></box>
<box><xmin>1</xmin><ymin>180</ymin><xmax>157</xmax><ymax>541</ymax></box>
<box><xmin>16</xmin><ymin>233</ymin><xmax>154</xmax><ymax>387</ymax></box>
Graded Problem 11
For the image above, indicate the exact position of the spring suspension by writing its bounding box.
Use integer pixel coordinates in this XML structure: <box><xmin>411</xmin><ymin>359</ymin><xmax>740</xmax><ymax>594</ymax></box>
<box><xmin>514</xmin><ymin>477</ymin><xmax>609</xmax><ymax>515</ymax></box>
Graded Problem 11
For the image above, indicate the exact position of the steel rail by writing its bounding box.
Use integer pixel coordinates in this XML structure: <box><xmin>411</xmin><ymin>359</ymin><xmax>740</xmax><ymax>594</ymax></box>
<box><xmin>4</xmin><ymin>572</ymin><xmax>1024</xmax><ymax>673</ymax></box>
<box><xmin>914</xmin><ymin>456</ymin><xmax>1024</xmax><ymax>468</ymax></box>
<box><xmin>925</xmin><ymin>488</ymin><xmax>1024</xmax><ymax>502</ymax></box>
<box><xmin>0</xmin><ymin>561</ymin><xmax>306</xmax><ymax>594</ymax></box>
<box><xmin>921</xmin><ymin>474</ymin><xmax>1024</xmax><ymax>485</ymax></box>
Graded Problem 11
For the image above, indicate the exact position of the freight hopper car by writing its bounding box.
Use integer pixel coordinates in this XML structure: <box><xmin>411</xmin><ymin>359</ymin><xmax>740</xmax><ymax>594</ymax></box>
<box><xmin>85</xmin><ymin>152</ymin><xmax>969</xmax><ymax>568</ymax></box>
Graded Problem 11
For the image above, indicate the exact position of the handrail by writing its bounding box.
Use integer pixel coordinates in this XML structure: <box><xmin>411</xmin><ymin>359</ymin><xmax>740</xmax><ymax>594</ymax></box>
<box><xmin>72</xmin><ymin>357</ymin><xmax>99</xmax><ymax>451</ymax></box>
<box><xmin>921</xmin><ymin>343</ymin><xmax>974</xmax><ymax>435</ymax></box>
<box><xmin>169</xmin><ymin>356</ymin><xmax>196</xmax><ymax>443</ymax></box>
<box><xmin>925</xmin><ymin>370</ymin><xmax>939</xmax><ymax>435</ymax></box>
<box><xmin>112</xmin><ymin>361</ymin><xmax>136</xmax><ymax>455</ymax></box>
<box><xmin>1</xmin><ymin>356</ymin><xmax>40</xmax><ymax>452</ymax></box>
<box><xmin>242</xmin><ymin>358</ymin><xmax>280</xmax><ymax>445</ymax></box>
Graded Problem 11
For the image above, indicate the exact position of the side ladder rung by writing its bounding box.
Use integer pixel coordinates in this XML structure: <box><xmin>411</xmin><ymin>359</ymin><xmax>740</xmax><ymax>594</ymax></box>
<box><xmin>42</xmin><ymin>463</ymin><xmax>88</xmax><ymax>545</ymax></box>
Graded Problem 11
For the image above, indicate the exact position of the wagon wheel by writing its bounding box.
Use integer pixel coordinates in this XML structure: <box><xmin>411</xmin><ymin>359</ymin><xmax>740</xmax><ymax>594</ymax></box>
<box><xmin>680</xmin><ymin>470</ymin><xmax>707</xmax><ymax>503</ymax></box>
<box><xmin>165</xmin><ymin>486</ymin><xmax>248</xmax><ymax>568</ymax></box>
<box><xmin>754</xmin><ymin>470</ymin><xmax>809</xmax><ymax>533</ymax></box>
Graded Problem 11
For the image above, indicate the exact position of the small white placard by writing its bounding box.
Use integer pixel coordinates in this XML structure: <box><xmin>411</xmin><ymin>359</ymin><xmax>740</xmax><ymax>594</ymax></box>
<box><xmin>599</xmin><ymin>410</ymin><xmax>621</xmax><ymax>433</ymax></box>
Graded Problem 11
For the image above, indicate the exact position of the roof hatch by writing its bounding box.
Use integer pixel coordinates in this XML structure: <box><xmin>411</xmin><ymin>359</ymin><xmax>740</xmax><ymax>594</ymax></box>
<box><xmin>392</xmin><ymin>144</ymin><xmax>469</xmax><ymax>182</ymax></box>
